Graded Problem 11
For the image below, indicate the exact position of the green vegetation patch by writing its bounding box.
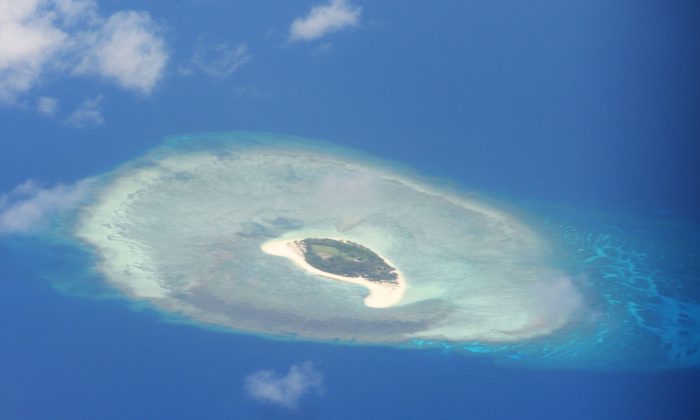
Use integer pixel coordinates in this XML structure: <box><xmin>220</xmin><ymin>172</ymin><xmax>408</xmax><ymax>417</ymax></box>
<box><xmin>299</xmin><ymin>238</ymin><xmax>398</xmax><ymax>282</ymax></box>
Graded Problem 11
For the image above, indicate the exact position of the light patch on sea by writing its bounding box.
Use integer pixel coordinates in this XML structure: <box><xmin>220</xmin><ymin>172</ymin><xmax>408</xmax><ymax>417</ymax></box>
<box><xmin>14</xmin><ymin>132</ymin><xmax>699</xmax><ymax>370</ymax></box>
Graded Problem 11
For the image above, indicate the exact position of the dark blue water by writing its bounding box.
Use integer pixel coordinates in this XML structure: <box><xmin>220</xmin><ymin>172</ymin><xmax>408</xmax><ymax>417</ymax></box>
<box><xmin>1</xmin><ymin>236</ymin><xmax>699</xmax><ymax>419</ymax></box>
<box><xmin>2</xmin><ymin>0</ymin><xmax>699</xmax><ymax>417</ymax></box>
<box><xmin>1</xmin><ymin>133</ymin><xmax>699</xmax><ymax>418</ymax></box>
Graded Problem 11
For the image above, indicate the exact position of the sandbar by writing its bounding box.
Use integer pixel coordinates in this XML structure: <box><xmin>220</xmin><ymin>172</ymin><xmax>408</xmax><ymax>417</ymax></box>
<box><xmin>261</xmin><ymin>238</ymin><xmax>406</xmax><ymax>308</ymax></box>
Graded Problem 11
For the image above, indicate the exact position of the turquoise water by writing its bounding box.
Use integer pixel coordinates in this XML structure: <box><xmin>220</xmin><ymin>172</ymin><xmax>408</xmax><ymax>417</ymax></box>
<box><xmin>2</xmin><ymin>1</ymin><xmax>698</xmax><ymax>417</ymax></box>
<box><xmin>411</xmin><ymin>202</ymin><xmax>700</xmax><ymax>369</ymax></box>
<box><xmin>2</xmin><ymin>133</ymin><xmax>699</xmax><ymax>420</ymax></box>
<box><xmin>31</xmin><ymin>133</ymin><xmax>700</xmax><ymax>370</ymax></box>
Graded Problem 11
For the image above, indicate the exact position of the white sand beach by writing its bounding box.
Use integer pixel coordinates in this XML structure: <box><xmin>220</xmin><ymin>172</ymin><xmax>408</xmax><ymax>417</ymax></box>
<box><xmin>261</xmin><ymin>238</ymin><xmax>406</xmax><ymax>308</ymax></box>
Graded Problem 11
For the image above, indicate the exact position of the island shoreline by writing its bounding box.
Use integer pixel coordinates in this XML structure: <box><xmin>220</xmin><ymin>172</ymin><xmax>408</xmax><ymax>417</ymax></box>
<box><xmin>261</xmin><ymin>238</ymin><xmax>406</xmax><ymax>308</ymax></box>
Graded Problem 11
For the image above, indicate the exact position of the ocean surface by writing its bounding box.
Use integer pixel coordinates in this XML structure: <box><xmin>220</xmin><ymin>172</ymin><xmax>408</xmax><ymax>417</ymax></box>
<box><xmin>1</xmin><ymin>1</ymin><xmax>699</xmax><ymax>417</ymax></box>
<box><xmin>1</xmin><ymin>131</ymin><xmax>699</xmax><ymax>419</ymax></box>
<box><xmin>1</xmin><ymin>238</ymin><xmax>699</xmax><ymax>420</ymax></box>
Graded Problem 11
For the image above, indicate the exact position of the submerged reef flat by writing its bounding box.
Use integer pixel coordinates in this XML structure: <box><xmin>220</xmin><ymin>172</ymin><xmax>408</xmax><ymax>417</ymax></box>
<box><xmin>69</xmin><ymin>132</ymin><xmax>700</xmax><ymax>369</ymax></box>
<box><xmin>76</xmin><ymin>132</ymin><xmax>577</xmax><ymax>344</ymax></box>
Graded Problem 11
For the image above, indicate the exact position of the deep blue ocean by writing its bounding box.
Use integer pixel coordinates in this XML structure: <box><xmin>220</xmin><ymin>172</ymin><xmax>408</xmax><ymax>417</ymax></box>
<box><xmin>1</xmin><ymin>232</ymin><xmax>698</xmax><ymax>420</ymax></box>
<box><xmin>2</xmin><ymin>1</ymin><xmax>699</xmax><ymax>418</ymax></box>
<box><xmin>1</xmin><ymin>130</ymin><xmax>699</xmax><ymax>419</ymax></box>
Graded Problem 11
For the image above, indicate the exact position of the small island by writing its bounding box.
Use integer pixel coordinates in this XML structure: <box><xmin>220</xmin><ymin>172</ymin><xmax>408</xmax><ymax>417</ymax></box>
<box><xmin>299</xmin><ymin>238</ymin><xmax>399</xmax><ymax>283</ymax></box>
<box><xmin>261</xmin><ymin>237</ymin><xmax>406</xmax><ymax>308</ymax></box>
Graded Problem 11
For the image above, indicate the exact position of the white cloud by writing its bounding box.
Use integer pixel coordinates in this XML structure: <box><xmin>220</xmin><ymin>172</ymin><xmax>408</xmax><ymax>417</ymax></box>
<box><xmin>74</xmin><ymin>11</ymin><xmax>168</xmax><ymax>93</ymax></box>
<box><xmin>0</xmin><ymin>179</ymin><xmax>94</xmax><ymax>234</ymax></box>
<box><xmin>0</xmin><ymin>0</ymin><xmax>168</xmax><ymax>103</ymax></box>
<box><xmin>65</xmin><ymin>95</ymin><xmax>103</xmax><ymax>127</ymax></box>
<box><xmin>289</xmin><ymin>0</ymin><xmax>361</xmax><ymax>42</ymax></box>
<box><xmin>244</xmin><ymin>362</ymin><xmax>324</xmax><ymax>409</ymax></box>
<box><xmin>0</xmin><ymin>0</ymin><xmax>69</xmax><ymax>102</ymax></box>
<box><xmin>181</xmin><ymin>39</ymin><xmax>250</xmax><ymax>79</ymax></box>
<box><xmin>37</xmin><ymin>96</ymin><xmax>58</xmax><ymax>115</ymax></box>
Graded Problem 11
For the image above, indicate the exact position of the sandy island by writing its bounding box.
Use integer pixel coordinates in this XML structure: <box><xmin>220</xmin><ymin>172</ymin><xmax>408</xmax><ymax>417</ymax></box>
<box><xmin>261</xmin><ymin>238</ymin><xmax>406</xmax><ymax>308</ymax></box>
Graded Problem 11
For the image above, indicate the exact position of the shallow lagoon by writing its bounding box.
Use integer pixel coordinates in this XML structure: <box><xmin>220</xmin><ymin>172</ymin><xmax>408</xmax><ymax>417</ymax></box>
<box><xmin>51</xmin><ymin>132</ymin><xmax>700</xmax><ymax>369</ymax></box>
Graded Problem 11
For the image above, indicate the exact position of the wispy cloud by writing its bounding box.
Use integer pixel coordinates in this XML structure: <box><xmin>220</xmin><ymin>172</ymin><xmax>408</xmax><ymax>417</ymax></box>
<box><xmin>317</xmin><ymin>170</ymin><xmax>381</xmax><ymax>209</ymax></box>
<box><xmin>0</xmin><ymin>179</ymin><xmax>94</xmax><ymax>234</ymax></box>
<box><xmin>65</xmin><ymin>95</ymin><xmax>103</xmax><ymax>127</ymax></box>
<box><xmin>36</xmin><ymin>96</ymin><xmax>58</xmax><ymax>116</ymax></box>
<box><xmin>526</xmin><ymin>276</ymin><xmax>584</xmax><ymax>330</ymax></box>
<box><xmin>0</xmin><ymin>0</ymin><xmax>168</xmax><ymax>104</ymax></box>
<box><xmin>180</xmin><ymin>39</ymin><xmax>251</xmax><ymax>79</ymax></box>
<box><xmin>289</xmin><ymin>0</ymin><xmax>362</xmax><ymax>42</ymax></box>
<box><xmin>244</xmin><ymin>362</ymin><xmax>324</xmax><ymax>409</ymax></box>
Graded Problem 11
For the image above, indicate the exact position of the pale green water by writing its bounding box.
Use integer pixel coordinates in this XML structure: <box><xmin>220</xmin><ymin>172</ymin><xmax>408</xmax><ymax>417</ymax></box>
<box><xmin>60</xmin><ymin>132</ymin><xmax>700</xmax><ymax>369</ymax></box>
<box><xmin>75</xmin><ymin>132</ymin><xmax>580</xmax><ymax>344</ymax></box>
